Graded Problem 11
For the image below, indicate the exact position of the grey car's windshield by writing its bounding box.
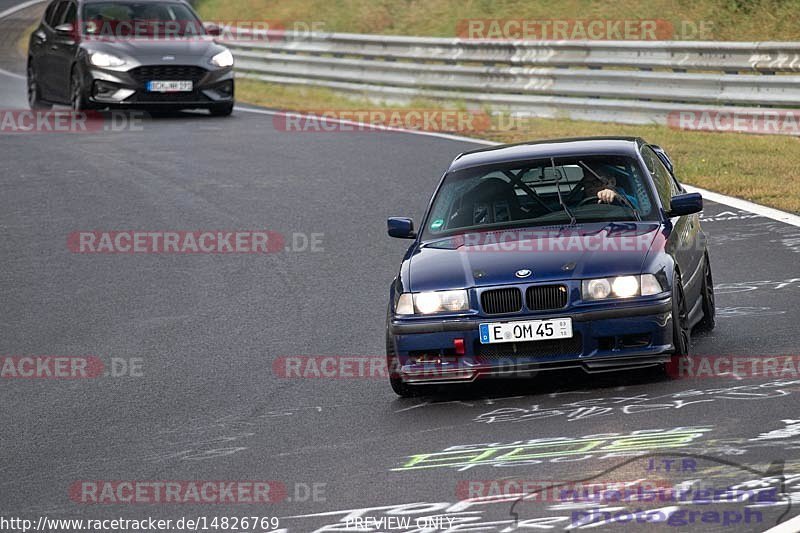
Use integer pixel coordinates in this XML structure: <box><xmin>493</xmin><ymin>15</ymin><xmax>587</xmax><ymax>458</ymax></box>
<box><xmin>422</xmin><ymin>155</ymin><xmax>657</xmax><ymax>240</ymax></box>
<box><xmin>82</xmin><ymin>2</ymin><xmax>204</xmax><ymax>37</ymax></box>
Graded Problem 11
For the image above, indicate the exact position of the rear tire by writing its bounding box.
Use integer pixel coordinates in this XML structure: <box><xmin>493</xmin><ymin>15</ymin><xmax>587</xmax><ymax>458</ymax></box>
<box><xmin>696</xmin><ymin>253</ymin><xmax>716</xmax><ymax>332</ymax></box>
<box><xmin>27</xmin><ymin>61</ymin><xmax>51</xmax><ymax>110</ymax></box>
<box><xmin>210</xmin><ymin>102</ymin><xmax>234</xmax><ymax>117</ymax></box>
<box><xmin>665</xmin><ymin>271</ymin><xmax>691</xmax><ymax>377</ymax></box>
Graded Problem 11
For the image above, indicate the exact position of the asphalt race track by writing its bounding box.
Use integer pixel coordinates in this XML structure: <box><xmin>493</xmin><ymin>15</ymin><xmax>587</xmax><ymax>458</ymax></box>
<box><xmin>2</xmin><ymin>4</ymin><xmax>800</xmax><ymax>532</ymax></box>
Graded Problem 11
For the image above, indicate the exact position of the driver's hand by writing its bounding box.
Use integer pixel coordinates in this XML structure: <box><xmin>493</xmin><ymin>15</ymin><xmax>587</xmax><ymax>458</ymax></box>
<box><xmin>597</xmin><ymin>189</ymin><xmax>617</xmax><ymax>204</ymax></box>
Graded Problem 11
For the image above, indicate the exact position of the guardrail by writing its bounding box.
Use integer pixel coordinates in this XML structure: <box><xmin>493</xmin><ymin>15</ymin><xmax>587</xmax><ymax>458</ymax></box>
<box><xmin>221</xmin><ymin>29</ymin><xmax>800</xmax><ymax>127</ymax></box>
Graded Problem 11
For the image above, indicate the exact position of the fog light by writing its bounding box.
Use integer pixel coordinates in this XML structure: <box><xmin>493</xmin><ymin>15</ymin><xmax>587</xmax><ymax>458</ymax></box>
<box><xmin>93</xmin><ymin>80</ymin><xmax>118</xmax><ymax>97</ymax></box>
<box><xmin>217</xmin><ymin>80</ymin><xmax>234</xmax><ymax>97</ymax></box>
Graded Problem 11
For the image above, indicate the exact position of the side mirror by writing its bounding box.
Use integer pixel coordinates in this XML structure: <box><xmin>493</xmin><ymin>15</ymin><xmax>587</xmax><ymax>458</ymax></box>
<box><xmin>388</xmin><ymin>217</ymin><xmax>416</xmax><ymax>239</ymax></box>
<box><xmin>650</xmin><ymin>145</ymin><xmax>674</xmax><ymax>175</ymax></box>
<box><xmin>669</xmin><ymin>193</ymin><xmax>703</xmax><ymax>217</ymax></box>
<box><xmin>204</xmin><ymin>23</ymin><xmax>222</xmax><ymax>37</ymax></box>
<box><xmin>54</xmin><ymin>23</ymin><xmax>75</xmax><ymax>35</ymax></box>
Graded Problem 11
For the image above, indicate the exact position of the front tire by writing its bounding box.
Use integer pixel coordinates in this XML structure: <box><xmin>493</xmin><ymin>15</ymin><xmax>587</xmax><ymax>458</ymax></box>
<box><xmin>70</xmin><ymin>67</ymin><xmax>92</xmax><ymax>112</ymax></box>
<box><xmin>665</xmin><ymin>271</ymin><xmax>691</xmax><ymax>377</ymax></box>
<box><xmin>696</xmin><ymin>253</ymin><xmax>716</xmax><ymax>332</ymax></box>
<box><xmin>386</xmin><ymin>329</ymin><xmax>414</xmax><ymax>397</ymax></box>
<box><xmin>27</xmin><ymin>61</ymin><xmax>51</xmax><ymax>110</ymax></box>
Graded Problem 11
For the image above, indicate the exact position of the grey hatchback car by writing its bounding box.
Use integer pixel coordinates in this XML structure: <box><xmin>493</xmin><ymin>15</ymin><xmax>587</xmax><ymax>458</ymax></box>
<box><xmin>27</xmin><ymin>0</ymin><xmax>235</xmax><ymax>115</ymax></box>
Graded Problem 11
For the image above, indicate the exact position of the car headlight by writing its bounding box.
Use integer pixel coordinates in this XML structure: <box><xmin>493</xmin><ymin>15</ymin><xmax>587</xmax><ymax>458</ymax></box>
<box><xmin>210</xmin><ymin>49</ymin><xmax>234</xmax><ymax>68</ymax></box>
<box><xmin>582</xmin><ymin>275</ymin><xmax>663</xmax><ymax>300</ymax></box>
<box><xmin>395</xmin><ymin>290</ymin><xmax>469</xmax><ymax>315</ymax></box>
<box><xmin>89</xmin><ymin>51</ymin><xmax>126</xmax><ymax>68</ymax></box>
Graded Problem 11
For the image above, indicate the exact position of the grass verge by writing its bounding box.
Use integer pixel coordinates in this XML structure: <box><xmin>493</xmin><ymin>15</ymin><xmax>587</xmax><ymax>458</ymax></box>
<box><xmin>237</xmin><ymin>78</ymin><xmax>800</xmax><ymax>213</ymax></box>
<box><xmin>196</xmin><ymin>0</ymin><xmax>800</xmax><ymax>41</ymax></box>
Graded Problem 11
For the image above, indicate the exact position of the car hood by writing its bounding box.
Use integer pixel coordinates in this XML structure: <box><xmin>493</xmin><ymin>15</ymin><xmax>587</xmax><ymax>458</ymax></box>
<box><xmin>407</xmin><ymin>222</ymin><xmax>663</xmax><ymax>292</ymax></box>
<box><xmin>84</xmin><ymin>37</ymin><xmax>223</xmax><ymax>63</ymax></box>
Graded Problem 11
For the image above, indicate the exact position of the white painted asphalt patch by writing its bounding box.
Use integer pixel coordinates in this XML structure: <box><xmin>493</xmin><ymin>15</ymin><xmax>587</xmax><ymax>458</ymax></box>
<box><xmin>236</xmin><ymin>106</ymin><xmax>800</xmax><ymax>229</ymax></box>
<box><xmin>761</xmin><ymin>514</ymin><xmax>800</xmax><ymax>533</ymax></box>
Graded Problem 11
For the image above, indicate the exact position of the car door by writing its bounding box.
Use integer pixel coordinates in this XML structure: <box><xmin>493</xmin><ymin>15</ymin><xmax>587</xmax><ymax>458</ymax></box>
<box><xmin>48</xmin><ymin>0</ymin><xmax>80</xmax><ymax>103</ymax></box>
<box><xmin>30</xmin><ymin>0</ymin><xmax>62</xmax><ymax>100</ymax></box>
<box><xmin>641</xmin><ymin>145</ymin><xmax>703</xmax><ymax>299</ymax></box>
<box><xmin>37</xmin><ymin>0</ymin><xmax>70</xmax><ymax>100</ymax></box>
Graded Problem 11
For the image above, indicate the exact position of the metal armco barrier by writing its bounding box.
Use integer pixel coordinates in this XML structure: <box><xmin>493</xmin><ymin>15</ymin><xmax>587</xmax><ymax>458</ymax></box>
<box><xmin>221</xmin><ymin>29</ymin><xmax>800</xmax><ymax>130</ymax></box>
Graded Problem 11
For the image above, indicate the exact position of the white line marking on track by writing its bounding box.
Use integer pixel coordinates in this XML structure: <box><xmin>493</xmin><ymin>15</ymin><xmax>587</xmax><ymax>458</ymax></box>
<box><xmin>0</xmin><ymin>0</ymin><xmax>46</xmax><ymax>81</ymax></box>
<box><xmin>394</xmin><ymin>402</ymin><xmax>429</xmax><ymax>413</ymax></box>
<box><xmin>0</xmin><ymin>0</ymin><xmax>46</xmax><ymax>20</ymax></box>
<box><xmin>0</xmin><ymin>66</ymin><xmax>25</xmax><ymax>80</ymax></box>
<box><xmin>236</xmin><ymin>105</ymin><xmax>800</xmax><ymax>228</ymax></box>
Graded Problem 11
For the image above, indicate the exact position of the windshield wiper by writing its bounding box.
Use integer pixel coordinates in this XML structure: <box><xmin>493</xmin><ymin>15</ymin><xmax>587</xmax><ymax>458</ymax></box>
<box><xmin>578</xmin><ymin>160</ymin><xmax>641</xmax><ymax>221</ymax></box>
<box><xmin>551</xmin><ymin>157</ymin><xmax>576</xmax><ymax>226</ymax></box>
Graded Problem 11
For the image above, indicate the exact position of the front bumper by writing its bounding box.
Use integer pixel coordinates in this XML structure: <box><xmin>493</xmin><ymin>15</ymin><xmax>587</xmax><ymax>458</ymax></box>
<box><xmin>389</xmin><ymin>298</ymin><xmax>673</xmax><ymax>384</ymax></box>
<box><xmin>83</xmin><ymin>64</ymin><xmax>234</xmax><ymax>109</ymax></box>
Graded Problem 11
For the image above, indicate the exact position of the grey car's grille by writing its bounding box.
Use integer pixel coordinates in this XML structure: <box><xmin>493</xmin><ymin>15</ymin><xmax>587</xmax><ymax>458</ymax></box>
<box><xmin>129</xmin><ymin>65</ymin><xmax>209</xmax><ymax>87</ymax></box>
<box><xmin>526</xmin><ymin>285</ymin><xmax>568</xmax><ymax>311</ymax></box>
<box><xmin>481</xmin><ymin>288</ymin><xmax>523</xmax><ymax>315</ymax></box>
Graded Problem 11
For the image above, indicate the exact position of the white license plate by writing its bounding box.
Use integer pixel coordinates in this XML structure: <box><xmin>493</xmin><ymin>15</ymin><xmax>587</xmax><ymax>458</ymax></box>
<box><xmin>479</xmin><ymin>318</ymin><xmax>573</xmax><ymax>345</ymax></box>
<box><xmin>147</xmin><ymin>81</ymin><xmax>193</xmax><ymax>93</ymax></box>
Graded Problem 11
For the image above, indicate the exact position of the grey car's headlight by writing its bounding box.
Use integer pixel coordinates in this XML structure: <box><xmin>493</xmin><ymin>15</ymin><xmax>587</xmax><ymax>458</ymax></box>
<box><xmin>89</xmin><ymin>51</ymin><xmax>126</xmax><ymax>68</ymax></box>
<box><xmin>396</xmin><ymin>290</ymin><xmax>469</xmax><ymax>315</ymax></box>
<box><xmin>582</xmin><ymin>275</ymin><xmax>663</xmax><ymax>300</ymax></box>
<box><xmin>210</xmin><ymin>49</ymin><xmax>234</xmax><ymax>68</ymax></box>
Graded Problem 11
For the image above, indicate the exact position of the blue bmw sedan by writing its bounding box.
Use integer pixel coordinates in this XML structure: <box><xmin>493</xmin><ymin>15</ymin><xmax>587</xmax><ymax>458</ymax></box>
<box><xmin>386</xmin><ymin>137</ymin><xmax>715</xmax><ymax>396</ymax></box>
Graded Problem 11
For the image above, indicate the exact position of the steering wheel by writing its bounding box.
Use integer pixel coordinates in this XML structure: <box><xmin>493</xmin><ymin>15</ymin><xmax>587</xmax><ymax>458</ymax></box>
<box><xmin>577</xmin><ymin>194</ymin><xmax>622</xmax><ymax>207</ymax></box>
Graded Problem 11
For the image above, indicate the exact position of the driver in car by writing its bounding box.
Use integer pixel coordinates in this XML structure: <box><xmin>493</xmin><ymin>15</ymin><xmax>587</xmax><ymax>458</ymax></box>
<box><xmin>582</xmin><ymin>173</ymin><xmax>638</xmax><ymax>208</ymax></box>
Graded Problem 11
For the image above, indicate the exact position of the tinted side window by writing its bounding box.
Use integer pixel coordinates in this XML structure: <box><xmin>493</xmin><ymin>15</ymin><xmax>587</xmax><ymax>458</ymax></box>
<box><xmin>49</xmin><ymin>1</ymin><xmax>68</xmax><ymax>27</ymax></box>
<box><xmin>44</xmin><ymin>1</ymin><xmax>61</xmax><ymax>26</ymax></box>
<box><xmin>641</xmin><ymin>146</ymin><xmax>673</xmax><ymax>211</ymax></box>
<box><xmin>61</xmin><ymin>2</ymin><xmax>77</xmax><ymax>25</ymax></box>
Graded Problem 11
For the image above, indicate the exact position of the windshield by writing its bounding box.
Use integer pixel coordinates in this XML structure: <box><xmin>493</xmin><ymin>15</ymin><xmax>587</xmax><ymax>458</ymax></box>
<box><xmin>422</xmin><ymin>155</ymin><xmax>656</xmax><ymax>240</ymax></box>
<box><xmin>81</xmin><ymin>2</ymin><xmax>204</xmax><ymax>37</ymax></box>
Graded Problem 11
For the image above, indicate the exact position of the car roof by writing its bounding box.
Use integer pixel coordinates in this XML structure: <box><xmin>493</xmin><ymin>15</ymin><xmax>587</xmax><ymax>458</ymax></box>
<box><xmin>449</xmin><ymin>136</ymin><xmax>646</xmax><ymax>172</ymax></box>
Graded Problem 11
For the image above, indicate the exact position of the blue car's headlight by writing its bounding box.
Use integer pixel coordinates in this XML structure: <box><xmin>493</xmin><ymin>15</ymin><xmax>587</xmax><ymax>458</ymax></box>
<box><xmin>396</xmin><ymin>290</ymin><xmax>469</xmax><ymax>315</ymax></box>
<box><xmin>582</xmin><ymin>275</ymin><xmax>663</xmax><ymax>300</ymax></box>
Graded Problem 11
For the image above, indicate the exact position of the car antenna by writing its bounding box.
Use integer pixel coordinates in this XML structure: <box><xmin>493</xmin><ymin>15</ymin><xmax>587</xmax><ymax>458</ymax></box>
<box><xmin>551</xmin><ymin>157</ymin><xmax>577</xmax><ymax>226</ymax></box>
